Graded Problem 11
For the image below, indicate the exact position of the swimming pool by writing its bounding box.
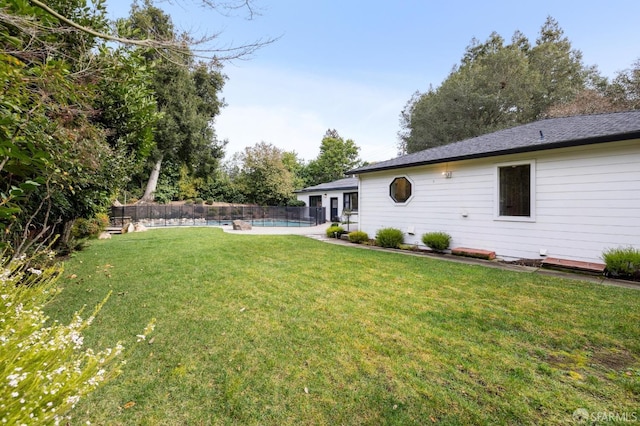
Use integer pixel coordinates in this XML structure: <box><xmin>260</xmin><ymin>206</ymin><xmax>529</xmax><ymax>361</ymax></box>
<box><xmin>111</xmin><ymin>205</ymin><xmax>327</xmax><ymax>228</ymax></box>
<box><xmin>232</xmin><ymin>219</ymin><xmax>315</xmax><ymax>227</ymax></box>
<box><xmin>138</xmin><ymin>218</ymin><xmax>318</xmax><ymax>228</ymax></box>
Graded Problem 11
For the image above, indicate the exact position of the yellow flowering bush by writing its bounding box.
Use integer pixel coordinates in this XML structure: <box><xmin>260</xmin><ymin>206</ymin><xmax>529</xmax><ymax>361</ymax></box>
<box><xmin>0</xmin><ymin>255</ymin><xmax>134</xmax><ymax>425</ymax></box>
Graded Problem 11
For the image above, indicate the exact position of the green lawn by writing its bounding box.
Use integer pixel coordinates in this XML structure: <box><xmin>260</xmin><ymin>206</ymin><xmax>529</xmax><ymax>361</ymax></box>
<box><xmin>47</xmin><ymin>228</ymin><xmax>639</xmax><ymax>425</ymax></box>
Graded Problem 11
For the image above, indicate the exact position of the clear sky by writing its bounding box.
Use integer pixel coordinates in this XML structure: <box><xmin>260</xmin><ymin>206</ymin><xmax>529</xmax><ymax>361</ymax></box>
<box><xmin>104</xmin><ymin>0</ymin><xmax>640</xmax><ymax>163</ymax></box>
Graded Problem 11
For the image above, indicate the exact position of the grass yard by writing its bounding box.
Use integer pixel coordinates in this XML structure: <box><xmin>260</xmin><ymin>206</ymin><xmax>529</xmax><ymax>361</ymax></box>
<box><xmin>47</xmin><ymin>228</ymin><xmax>639</xmax><ymax>425</ymax></box>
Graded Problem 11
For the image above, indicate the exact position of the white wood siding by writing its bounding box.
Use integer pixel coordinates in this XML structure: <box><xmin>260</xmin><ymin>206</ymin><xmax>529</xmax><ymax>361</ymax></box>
<box><xmin>358</xmin><ymin>139</ymin><xmax>640</xmax><ymax>263</ymax></box>
<box><xmin>296</xmin><ymin>190</ymin><xmax>356</xmax><ymax>221</ymax></box>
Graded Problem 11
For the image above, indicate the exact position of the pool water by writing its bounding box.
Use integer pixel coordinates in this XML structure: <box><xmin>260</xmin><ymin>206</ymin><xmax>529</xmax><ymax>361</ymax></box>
<box><xmin>140</xmin><ymin>218</ymin><xmax>317</xmax><ymax>227</ymax></box>
<box><xmin>234</xmin><ymin>219</ymin><xmax>314</xmax><ymax>227</ymax></box>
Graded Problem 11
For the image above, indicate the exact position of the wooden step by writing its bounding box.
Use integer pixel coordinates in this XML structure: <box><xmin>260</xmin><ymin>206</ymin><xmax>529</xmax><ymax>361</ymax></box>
<box><xmin>542</xmin><ymin>257</ymin><xmax>605</xmax><ymax>274</ymax></box>
<box><xmin>451</xmin><ymin>247</ymin><xmax>496</xmax><ymax>260</ymax></box>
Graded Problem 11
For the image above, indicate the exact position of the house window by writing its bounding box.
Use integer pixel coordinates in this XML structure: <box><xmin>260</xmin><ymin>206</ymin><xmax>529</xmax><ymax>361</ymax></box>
<box><xmin>343</xmin><ymin>192</ymin><xmax>358</xmax><ymax>212</ymax></box>
<box><xmin>390</xmin><ymin>177</ymin><xmax>412</xmax><ymax>203</ymax></box>
<box><xmin>497</xmin><ymin>161</ymin><xmax>535</xmax><ymax>219</ymax></box>
<box><xmin>309</xmin><ymin>195</ymin><xmax>322</xmax><ymax>208</ymax></box>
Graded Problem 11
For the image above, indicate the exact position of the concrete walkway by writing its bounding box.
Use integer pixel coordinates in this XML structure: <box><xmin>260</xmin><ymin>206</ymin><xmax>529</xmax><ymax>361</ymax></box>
<box><xmin>221</xmin><ymin>223</ymin><xmax>639</xmax><ymax>290</ymax></box>
<box><xmin>221</xmin><ymin>221</ymin><xmax>332</xmax><ymax>236</ymax></box>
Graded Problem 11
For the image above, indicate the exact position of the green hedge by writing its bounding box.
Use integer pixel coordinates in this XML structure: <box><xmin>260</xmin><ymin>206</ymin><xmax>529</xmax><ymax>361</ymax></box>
<box><xmin>348</xmin><ymin>230</ymin><xmax>369</xmax><ymax>244</ymax></box>
<box><xmin>326</xmin><ymin>225</ymin><xmax>345</xmax><ymax>238</ymax></box>
<box><xmin>603</xmin><ymin>246</ymin><xmax>640</xmax><ymax>278</ymax></box>
<box><xmin>375</xmin><ymin>228</ymin><xmax>404</xmax><ymax>248</ymax></box>
<box><xmin>421</xmin><ymin>232</ymin><xmax>451</xmax><ymax>252</ymax></box>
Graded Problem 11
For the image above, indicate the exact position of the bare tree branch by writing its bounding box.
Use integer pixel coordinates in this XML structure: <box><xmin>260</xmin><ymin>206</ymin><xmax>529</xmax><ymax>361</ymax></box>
<box><xmin>163</xmin><ymin>0</ymin><xmax>263</xmax><ymax>20</ymax></box>
<box><xmin>29</xmin><ymin>0</ymin><xmax>183</xmax><ymax>50</ymax></box>
<box><xmin>23</xmin><ymin>0</ymin><xmax>276</xmax><ymax>62</ymax></box>
<box><xmin>13</xmin><ymin>181</ymin><xmax>53</xmax><ymax>259</ymax></box>
<box><xmin>0</xmin><ymin>156</ymin><xmax>8</xmax><ymax>175</ymax></box>
<box><xmin>201</xmin><ymin>0</ymin><xmax>260</xmax><ymax>19</ymax></box>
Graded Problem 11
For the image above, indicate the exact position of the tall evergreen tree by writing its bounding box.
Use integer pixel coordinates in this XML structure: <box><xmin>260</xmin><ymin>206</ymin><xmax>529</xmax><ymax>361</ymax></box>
<box><xmin>121</xmin><ymin>1</ymin><xmax>227</xmax><ymax>202</ymax></box>
<box><xmin>399</xmin><ymin>17</ymin><xmax>591</xmax><ymax>154</ymax></box>
<box><xmin>608</xmin><ymin>58</ymin><xmax>640</xmax><ymax>110</ymax></box>
<box><xmin>527</xmin><ymin>17</ymin><xmax>587</xmax><ymax>119</ymax></box>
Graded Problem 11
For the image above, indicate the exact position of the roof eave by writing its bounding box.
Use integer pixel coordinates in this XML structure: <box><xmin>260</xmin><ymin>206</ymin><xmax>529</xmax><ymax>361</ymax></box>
<box><xmin>295</xmin><ymin>186</ymin><xmax>358</xmax><ymax>193</ymax></box>
<box><xmin>350</xmin><ymin>131</ymin><xmax>640</xmax><ymax>175</ymax></box>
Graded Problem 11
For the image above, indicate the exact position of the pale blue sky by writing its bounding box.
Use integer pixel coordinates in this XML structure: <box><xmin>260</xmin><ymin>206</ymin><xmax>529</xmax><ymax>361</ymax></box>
<box><xmin>104</xmin><ymin>0</ymin><xmax>640</xmax><ymax>162</ymax></box>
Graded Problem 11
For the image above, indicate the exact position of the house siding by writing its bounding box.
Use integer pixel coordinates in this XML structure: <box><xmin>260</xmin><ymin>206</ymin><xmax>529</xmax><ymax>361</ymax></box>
<box><xmin>297</xmin><ymin>190</ymin><xmax>356</xmax><ymax>221</ymax></box>
<box><xmin>358</xmin><ymin>139</ymin><xmax>640</xmax><ymax>263</ymax></box>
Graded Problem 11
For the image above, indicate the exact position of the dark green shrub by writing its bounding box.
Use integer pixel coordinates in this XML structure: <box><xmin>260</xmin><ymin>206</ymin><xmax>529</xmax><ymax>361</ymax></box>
<box><xmin>602</xmin><ymin>246</ymin><xmax>640</xmax><ymax>278</ymax></box>
<box><xmin>375</xmin><ymin>227</ymin><xmax>404</xmax><ymax>248</ymax></box>
<box><xmin>71</xmin><ymin>218</ymin><xmax>97</xmax><ymax>239</ymax></box>
<box><xmin>94</xmin><ymin>213</ymin><xmax>110</xmax><ymax>230</ymax></box>
<box><xmin>348</xmin><ymin>230</ymin><xmax>369</xmax><ymax>244</ymax></box>
<box><xmin>326</xmin><ymin>225</ymin><xmax>345</xmax><ymax>238</ymax></box>
<box><xmin>195</xmin><ymin>197</ymin><xmax>204</xmax><ymax>204</ymax></box>
<box><xmin>205</xmin><ymin>199</ymin><xmax>214</xmax><ymax>205</ymax></box>
<box><xmin>422</xmin><ymin>231</ymin><xmax>452</xmax><ymax>252</ymax></box>
<box><xmin>67</xmin><ymin>215</ymin><xmax>108</xmax><ymax>253</ymax></box>
<box><xmin>71</xmin><ymin>216</ymin><xmax>106</xmax><ymax>239</ymax></box>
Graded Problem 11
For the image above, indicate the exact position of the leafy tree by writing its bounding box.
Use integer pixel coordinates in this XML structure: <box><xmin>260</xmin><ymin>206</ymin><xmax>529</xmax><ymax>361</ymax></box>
<box><xmin>93</xmin><ymin>47</ymin><xmax>158</xmax><ymax>165</ymax></box>
<box><xmin>120</xmin><ymin>1</ymin><xmax>227</xmax><ymax>203</ymax></box>
<box><xmin>177</xmin><ymin>164</ymin><xmax>201</xmax><ymax>200</ymax></box>
<box><xmin>1</xmin><ymin>0</ymin><xmax>109</xmax><ymax>64</ymax></box>
<box><xmin>399</xmin><ymin>17</ymin><xmax>592</xmax><ymax>154</ymax></box>
<box><xmin>401</xmin><ymin>36</ymin><xmax>534</xmax><ymax>154</ymax></box>
<box><xmin>305</xmin><ymin>129</ymin><xmax>361</xmax><ymax>185</ymax></box>
<box><xmin>4</xmin><ymin>0</ymin><xmax>272</xmax><ymax>208</ymax></box>
<box><xmin>0</xmin><ymin>0</ymin><xmax>266</xmax><ymax>237</ymax></box>
<box><xmin>608</xmin><ymin>58</ymin><xmax>640</xmax><ymax>110</ymax></box>
<box><xmin>137</xmin><ymin>59</ymin><xmax>226</xmax><ymax>202</ymax></box>
<box><xmin>282</xmin><ymin>151</ymin><xmax>308</xmax><ymax>190</ymax></box>
<box><xmin>0</xmin><ymin>0</ymin><xmax>145</xmax><ymax>253</ymax></box>
<box><xmin>0</xmin><ymin>0</ymin><xmax>268</xmax><ymax>420</ymax></box>
<box><xmin>0</xmin><ymin>1</ymin><xmax>156</xmax><ymax>422</ymax></box>
<box><xmin>545</xmin><ymin>88</ymin><xmax>618</xmax><ymax>117</ymax></box>
<box><xmin>21</xmin><ymin>0</ymin><xmax>273</xmax><ymax>61</ymax></box>
<box><xmin>235</xmin><ymin>142</ymin><xmax>295</xmax><ymax>205</ymax></box>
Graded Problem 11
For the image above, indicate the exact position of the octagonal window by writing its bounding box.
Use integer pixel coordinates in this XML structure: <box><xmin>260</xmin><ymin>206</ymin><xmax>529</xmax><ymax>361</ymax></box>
<box><xmin>390</xmin><ymin>177</ymin><xmax>412</xmax><ymax>203</ymax></box>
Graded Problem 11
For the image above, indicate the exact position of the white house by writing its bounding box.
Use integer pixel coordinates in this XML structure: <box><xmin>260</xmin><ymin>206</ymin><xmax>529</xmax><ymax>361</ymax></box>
<box><xmin>348</xmin><ymin>111</ymin><xmax>640</xmax><ymax>264</ymax></box>
<box><xmin>295</xmin><ymin>177</ymin><xmax>358</xmax><ymax>222</ymax></box>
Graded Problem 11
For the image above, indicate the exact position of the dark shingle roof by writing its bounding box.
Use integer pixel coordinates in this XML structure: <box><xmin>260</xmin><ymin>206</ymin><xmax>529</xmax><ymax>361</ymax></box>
<box><xmin>295</xmin><ymin>177</ymin><xmax>358</xmax><ymax>193</ymax></box>
<box><xmin>349</xmin><ymin>110</ymin><xmax>640</xmax><ymax>174</ymax></box>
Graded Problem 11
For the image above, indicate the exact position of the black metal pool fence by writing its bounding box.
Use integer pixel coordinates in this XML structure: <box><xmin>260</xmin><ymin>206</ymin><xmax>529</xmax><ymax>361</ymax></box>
<box><xmin>110</xmin><ymin>205</ymin><xmax>327</xmax><ymax>227</ymax></box>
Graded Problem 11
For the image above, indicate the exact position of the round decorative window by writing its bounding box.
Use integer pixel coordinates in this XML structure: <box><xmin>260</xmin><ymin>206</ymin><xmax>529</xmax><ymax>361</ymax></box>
<box><xmin>390</xmin><ymin>177</ymin><xmax>412</xmax><ymax>203</ymax></box>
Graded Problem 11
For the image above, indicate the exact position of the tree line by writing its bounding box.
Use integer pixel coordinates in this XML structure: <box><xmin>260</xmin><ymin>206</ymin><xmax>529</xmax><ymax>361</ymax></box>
<box><xmin>4</xmin><ymin>5</ymin><xmax>639</xmax><ymax>259</ymax></box>
<box><xmin>1</xmin><ymin>0</ymin><xmax>362</xmax><ymax>256</ymax></box>
<box><xmin>399</xmin><ymin>17</ymin><xmax>640</xmax><ymax>154</ymax></box>
<box><xmin>1</xmin><ymin>5</ymin><xmax>637</xmax><ymax>420</ymax></box>
<box><xmin>0</xmin><ymin>0</ymin><xmax>241</xmax><ymax>422</ymax></box>
<box><xmin>221</xmin><ymin>129</ymin><xmax>362</xmax><ymax>206</ymax></box>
